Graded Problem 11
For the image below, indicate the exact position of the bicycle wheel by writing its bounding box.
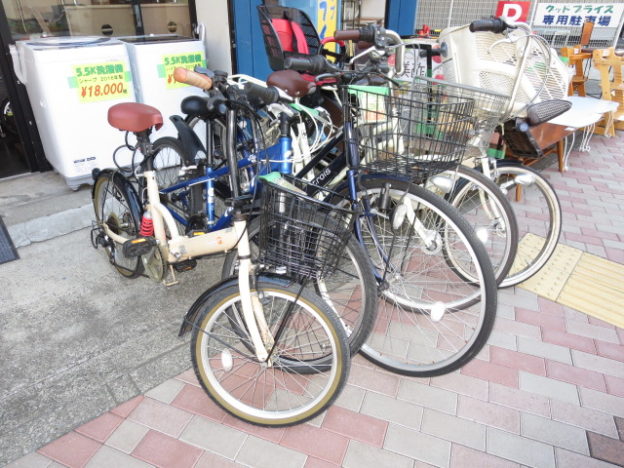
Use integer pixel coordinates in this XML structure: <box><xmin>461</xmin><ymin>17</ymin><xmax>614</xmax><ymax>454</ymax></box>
<box><xmin>489</xmin><ymin>161</ymin><xmax>562</xmax><ymax>288</ymax></box>
<box><xmin>190</xmin><ymin>276</ymin><xmax>350</xmax><ymax>427</ymax></box>
<box><xmin>351</xmin><ymin>177</ymin><xmax>497</xmax><ymax>376</ymax></box>
<box><xmin>438</xmin><ymin>165</ymin><xmax>519</xmax><ymax>285</ymax></box>
<box><xmin>151</xmin><ymin>137</ymin><xmax>204</xmax><ymax>232</ymax></box>
<box><xmin>92</xmin><ymin>171</ymin><xmax>143</xmax><ymax>278</ymax></box>
<box><xmin>221</xmin><ymin>217</ymin><xmax>377</xmax><ymax>357</ymax></box>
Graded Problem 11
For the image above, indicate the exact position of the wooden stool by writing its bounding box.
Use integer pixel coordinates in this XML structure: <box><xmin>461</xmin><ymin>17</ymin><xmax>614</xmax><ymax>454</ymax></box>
<box><xmin>560</xmin><ymin>46</ymin><xmax>592</xmax><ymax>96</ymax></box>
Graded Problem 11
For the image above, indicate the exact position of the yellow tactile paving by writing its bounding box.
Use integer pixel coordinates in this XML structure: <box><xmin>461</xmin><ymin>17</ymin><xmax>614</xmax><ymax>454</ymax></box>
<box><xmin>518</xmin><ymin>236</ymin><xmax>624</xmax><ymax>327</ymax></box>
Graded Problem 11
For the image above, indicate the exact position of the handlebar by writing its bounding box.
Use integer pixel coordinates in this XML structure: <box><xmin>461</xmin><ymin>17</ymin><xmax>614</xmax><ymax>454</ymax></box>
<box><xmin>173</xmin><ymin>67</ymin><xmax>213</xmax><ymax>90</ymax></box>
<box><xmin>284</xmin><ymin>55</ymin><xmax>340</xmax><ymax>75</ymax></box>
<box><xmin>243</xmin><ymin>82</ymin><xmax>280</xmax><ymax>106</ymax></box>
<box><xmin>469</xmin><ymin>18</ymin><xmax>509</xmax><ymax>33</ymax></box>
<box><xmin>334</xmin><ymin>25</ymin><xmax>375</xmax><ymax>43</ymax></box>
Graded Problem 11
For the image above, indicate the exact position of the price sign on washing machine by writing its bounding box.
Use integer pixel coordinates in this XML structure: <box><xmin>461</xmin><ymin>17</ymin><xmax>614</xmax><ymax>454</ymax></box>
<box><xmin>70</xmin><ymin>62</ymin><xmax>131</xmax><ymax>103</ymax></box>
<box><xmin>160</xmin><ymin>52</ymin><xmax>206</xmax><ymax>89</ymax></box>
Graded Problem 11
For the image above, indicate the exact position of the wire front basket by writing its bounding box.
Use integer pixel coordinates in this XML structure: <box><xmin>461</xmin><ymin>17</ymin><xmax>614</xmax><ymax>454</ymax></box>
<box><xmin>414</xmin><ymin>75</ymin><xmax>510</xmax><ymax>132</ymax></box>
<box><xmin>342</xmin><ymin>82</ymin><xmax>475</xmax><ymax>184</ymax></box>
<box><xmin>258</xmin><ymin>175</ymin><xmax>357</xmax><ymax>280</ymax></box>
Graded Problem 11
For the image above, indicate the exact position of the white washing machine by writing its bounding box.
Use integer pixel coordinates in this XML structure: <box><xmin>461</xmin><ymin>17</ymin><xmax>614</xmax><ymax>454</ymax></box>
<box><xmin>121</xmin><ymin>35</ymin><xmax>207</xmax><ymax>140</ymax></box>
<box><xmin>11</xmin><ymin>37</ymin><xmax>136</xmax><ymax>189</ymax></box>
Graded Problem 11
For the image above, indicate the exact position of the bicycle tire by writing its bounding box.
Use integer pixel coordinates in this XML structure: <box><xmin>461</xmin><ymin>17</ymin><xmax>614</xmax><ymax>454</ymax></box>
<box><xmin>150</xmin><ymin>137</ymin><xmax>204</xmax><ymax>232</ymax></box>
<box><xmin>488</xmin><ymin>161</ymin><xmax>562</xmax><ymax>288</ymax></box>
<box><xmin>92</xmin><ymin>171</ymin><xmax>143</xmax><ymax>278</ymax></box>
<box><xmin>440</xmin><ymin>165</ymin><xmax>519</xmax><ymax>285</ymax></box>
<box><xmin>190</xmin><ymin>276</ymin><xmax>350</xmax><ymax>427</ymax></box>
<box><xmin>348</xmin><ymin>177</ymin><xmax>497</xmax><ymax>377</ymax></box>
<box><xmin>221</xmin><ymin>217</ymin><xmax>377</xmax><ymax>357</ymax></box>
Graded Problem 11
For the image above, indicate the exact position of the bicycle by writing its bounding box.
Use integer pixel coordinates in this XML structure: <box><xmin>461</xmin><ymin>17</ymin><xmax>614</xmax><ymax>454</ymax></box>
<box><xmin>92</xmin><ymin>89</ymin><xmax>351</xmax><ymax>427</ymax></box>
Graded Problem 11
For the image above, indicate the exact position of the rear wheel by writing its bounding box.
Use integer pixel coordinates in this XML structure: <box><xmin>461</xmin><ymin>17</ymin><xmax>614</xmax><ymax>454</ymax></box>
<box><xmin>92</xmin><ymin>171</ymin><xmax>143</xmax><ymax>278</ymax></box>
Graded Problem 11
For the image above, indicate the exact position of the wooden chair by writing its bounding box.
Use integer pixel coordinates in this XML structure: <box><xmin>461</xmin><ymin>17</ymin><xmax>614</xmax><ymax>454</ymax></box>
<box><xmin>560</xmin><ymin>21</ymin><xmax>594</xmax><ymax>96</ymax></box>
<box><xmin>592</xmin><ymin>47</ymin><xmax>624</xmax><ymax>135</ymax></box>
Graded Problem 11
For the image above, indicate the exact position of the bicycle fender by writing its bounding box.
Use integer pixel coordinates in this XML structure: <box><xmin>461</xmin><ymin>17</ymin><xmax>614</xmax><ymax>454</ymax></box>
<box><xmin>169</xmin><ymin>115</ymin><xmax>206</xmax><ymax>165</ymax></box>
<box><xmin>92</xmin><ymin>169</ymin><xmax>142</xmax><ymax>224</ymax></box>
<box><xmin>178</xmin><ymin>274</ymin><xmax>296</xmax><ymax>337</ymax></box>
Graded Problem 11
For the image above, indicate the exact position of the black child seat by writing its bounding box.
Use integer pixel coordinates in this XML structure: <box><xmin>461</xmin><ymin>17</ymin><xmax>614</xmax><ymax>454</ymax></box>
<box><xmin>258</xmin><ymin>5</ymin><xmax>322</xmax><ymax>71</ymax></box>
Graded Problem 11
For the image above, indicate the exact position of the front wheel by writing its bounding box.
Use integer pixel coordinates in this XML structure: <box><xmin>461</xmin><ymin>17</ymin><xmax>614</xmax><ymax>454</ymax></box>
<box><xmin>190</xmin><ymin>277</ymin><xmax>350</xmax><ymax>427</ymax></box>
<box><xmin>490</xmin><ymin>161</ymin><xmax>562</xmax><ymax>288</ymax></box>
<box><xmin>350</xmin><ymin>177</ymin><xmax>498</xmax><ymax>376</ymax></box>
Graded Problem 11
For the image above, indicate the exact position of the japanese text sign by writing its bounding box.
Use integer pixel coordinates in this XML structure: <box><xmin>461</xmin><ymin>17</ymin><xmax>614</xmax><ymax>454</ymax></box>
<box><xmin>159</xmin><ymin>52</ymin><xmax>206</xmax><ymax>89</ymax></box>
<box><xmin>534</xmin><ymin>3</ymin><xmax>624</xmax><ymax>28</ymax></box>
<box><xmin>70</xmin><ymin>62</ymin><xmax>131</xmax><ymax>103</ymax></box>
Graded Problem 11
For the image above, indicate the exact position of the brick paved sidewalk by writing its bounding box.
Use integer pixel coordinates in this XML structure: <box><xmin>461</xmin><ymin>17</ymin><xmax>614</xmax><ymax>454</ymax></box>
<box><xmin>6</xmin><ymin>134</ymin><xmax>624</xmax><ymax>468</ymax></box>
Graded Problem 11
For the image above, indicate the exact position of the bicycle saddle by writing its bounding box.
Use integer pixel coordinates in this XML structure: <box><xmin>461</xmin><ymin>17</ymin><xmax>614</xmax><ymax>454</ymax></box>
<box><xmin>267</xmin><ymin>69</ymin><xmax>316</xmax><ymax>98</ymax></box>
<box><xmin>108</xmin><ymin>103</ymin><xmax>163</xmax><ymax>133</ymax></box>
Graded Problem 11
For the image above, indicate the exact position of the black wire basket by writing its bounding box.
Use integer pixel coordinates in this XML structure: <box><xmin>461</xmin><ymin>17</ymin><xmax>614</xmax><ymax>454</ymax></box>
<box><xmin>341</xmin><ymin>82</ymin><xmax>475</xmax><ymax>184</ymax></box>
<box><xmin>258</xmin><ymin>174</ymin><xmax>357</xmax><ymax>280</ymax></box>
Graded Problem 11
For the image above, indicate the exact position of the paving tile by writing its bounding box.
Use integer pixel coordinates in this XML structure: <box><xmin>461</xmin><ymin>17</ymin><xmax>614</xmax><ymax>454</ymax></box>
<box><xmin>221</xmin><ymin>414</ymin><xmax>286</xmax><ymax>444</ymax></box>
<box><xmin>359</xmin><ymin>391</ymin><xmax>423</xmax><ymax>430</ymax></box>
<box><xmin>128</xmin><ymin>397</ymin><xmax>193</xmax><ymax>438</ymax></box>
<box><xmin>541</xmin><ymin>329</ymin><xmax>596</xmax><ymax>354</ymax></box>
<box><xmin>144</xmin><ymin>379</ymin><xmax>185</xmax><ymax>404</ymax></box>
<box><xmin>580</xmin><ymin>387</ymin><xmax>624</xmax><ymax>418</ymax></box>
<box><xmin>546</xmin><ymin>360</ymin><xmax>607</xmax><ymax>392</ymax></box>
<box><xmin>488</xmin><ymin>382</ymin><xmax>550</xmax><ymax>417</ymax></box>
<box><xmin>348</xmin><ymin>363</ymin><xmax>399</xmax><ymax>396</ymax></box>
<box><xmin>75</xmin><ymin>412</ymin><xmax>124</xmax><ymax>443</ymax></box>
<box><xmin>571</xmin><ymin>349</ymin><xmax>624</xmax><ymax>378</ymax></box>
<box><xmin>587</xmin><ymin>432</ymin><xmax>624</xmax><ymax>466</ymax></box>
<box><xmin>486</xmin><ymin>427</ymin><xmax>555</xmax><ymax>468</ymax></box>
<box><xmin>564</xmin><ymin>307</ymin><xmax>590</xmax><ymax>324</ymax></box>
<box><xmin>460</xmin><ymin>359</ymin><xmax>518</xmax><ymax>388</ymax></box>
<box><xmin>236</xmin><ymin>436</ymin><xmax>306</xmax><ymax>468</ymax></box>
<box><xmin>515</xmin><ymin>307</ymin><xmax>565</xmax><ymax>331</ymax></box>
<box><xmin>384</xmin><ymin>423</ymin><xmax>451</xmax><ymax>468</ymax></box>
<box><xmin>111</xmin><ymin>395</ymin><xmax>144</xmax><ymax>418</ymax></box>
<box><xmin>170</xmin><ymin>383</ymin><xmax>227</xmax><ymax>422</ymax></box>
<box><xmin>195</xmin><ymin>451</ymin><xmax>242</xmax><ymax>468</ymax></box>
<box><xmin>554</xmin><ymin>448</ymin><xmax>618</xmax><ymax>468</ymax></box>
<box><xmin>450</xmin><ymin>444</ymin><xmax>519</xmax><ymax>468</ymax></box>
<box><xmin>517</xmin><ymin>337</ymin><xmax>572</xmax><ymax>364</ymax></box>
<box><xmin>38</xmin><ymin>432</ymin><xmax>101</xmax><ymax>468</ymax></box>
<box><xmin>519</xmin><ymin>371</ymin><xmax>580</xmax><ymax>405</ymax></box>
<box><xmin>397</xmin><ymin>379</ymin><xmax>457</xmax><ymax>415</ymax></box>
<box><xmin>179</xmin><ymin>415</ymin><xmax>247</xmax><ymax>459</ymax></box>
<box><xmin>429</xmin><ymin>371</ymin><xmax>489</xmax><ymax>401</ymax></box>
<box><xmin>175</xmin><ymin>368</ymin><xmax>200</xmax><ymax>386</ymax></box>
<box><xmin>421</xmin><ymin>408</ymin><xmax>486</xmax><ymax>450</ymax></box>
<box><xmin>486</xmin><ymin>330</ymin><xmax>518</xmax><ymax>351</ymax></box>
<box><xmin>4</xmin><ymin>453</ymin><xmax>55</xmax><ymax>468</ymax></box>
<box><xmin>321</xmin><ymin>406</ymin><xmax>387</xmax><ymax>447</ymax></box>
<box><xmin>493</xmin><ymin>318</ymin><xmax>541</xmax><ymax>339</ymax></box>
<box><xmin>104</xmin><ymin>419</ymin><xmax>150</xmax><ymax>454</ymax></box>
<box><xmin>551</xmin><ymin>399</ymin><xmax>619</xmax><ymax>438</ymax></box>
<box><xmin>489</xmin><ymin>346</ymin><xmax>546</xmax><ymax>376</ymax></box>
<box><xmin>595</xmin><ymin>340</ymin><xmax>624</xmax><ymax>363</ymax></box>
<box><xmin>615</xmin><ymin>417</ymin><xmax>624</xmax><ymax>441</ymax></box>
<box><xmin>333</xmin><ymin>384</ymin><xmax>366</xmax><ymax>412</ymax></box>
<box><xmin>520</xmin><ymin>413</ymin><xmax>589</xmax><ymax>455</ymax></box>
<box><xmin>342</xmin><ymin>439</ymin><xmax>413</xmax><ymax>468</ymax></box>
<box><xmin>304</xmin><ymin>457</ymin><xmax>339</xmax><ymax>468</ymax></box>
<box><xmin>566</xmin><ymin>320</ymin><xmax>620</xmax><ymax>344</ymax></box>
<box><xmin>280</xmin><ymin>423</ymin><xmax>349</xmax><ymax>465</ymax></box>
<box><xmin>85</xmin><ymin>445</ymin><xmax>152</xmax><ymax>468</ymax></box>
<box><xmin>457</xmin><ymin>395</ymin><xmax>520</xmax><ymax>434</ymax></box>
<box><xmin>588</xmin><ymin>317</ymin><xmax>617</xmax><ymax>329</ymax></box>
<box><xmin>537</xmin><ymin>297</ymin><xmax>565</xmax><ymax>317</ymax></box>
<box><xmin>132</xmin><ymin>430</ymin><xmax>202</xmax><ymax>468</ymax></box>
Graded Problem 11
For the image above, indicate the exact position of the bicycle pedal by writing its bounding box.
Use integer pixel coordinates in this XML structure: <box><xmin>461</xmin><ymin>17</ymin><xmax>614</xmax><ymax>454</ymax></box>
<box><xmin>122</xmin><ymin>237</ymin><xmax>157</xmax><ymax>258</ymax></box>
<box><xmin>173</xmin><ymin>258</ymin><xmax>197</xmax><ymax>272</ymax></box>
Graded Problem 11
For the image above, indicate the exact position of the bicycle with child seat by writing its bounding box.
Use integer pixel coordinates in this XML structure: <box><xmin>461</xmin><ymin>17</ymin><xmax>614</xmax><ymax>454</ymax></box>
<box><xmin>91</xmin><ymin>92</ymin><xmax>353</xmax><ymax>427</ymax></box>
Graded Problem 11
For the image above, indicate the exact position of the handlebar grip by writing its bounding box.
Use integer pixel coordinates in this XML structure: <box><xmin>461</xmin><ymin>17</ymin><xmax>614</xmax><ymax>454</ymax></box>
<box><xmin>173</xmin><ymin>67</ymin><xmax>213</xmax><ymax>90</ymax></box>
<box><xmin>243</xmin><ymin>82</ymin><xmax>280</xmax><ymax>106</ymax></box>
<box><xmin>334</xmin><ymin>29</ymin><xmax>360</xmax><ymax>41</ymax></box>
<box><xmin>284</xmin><ymin>55</ymin><xmax>338</xmax><ymax>75</ymax></box>
<box><xmin>469</xmin><ymin>18</ymin><xmax>508</xmax><ymax>33</ymax></box>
